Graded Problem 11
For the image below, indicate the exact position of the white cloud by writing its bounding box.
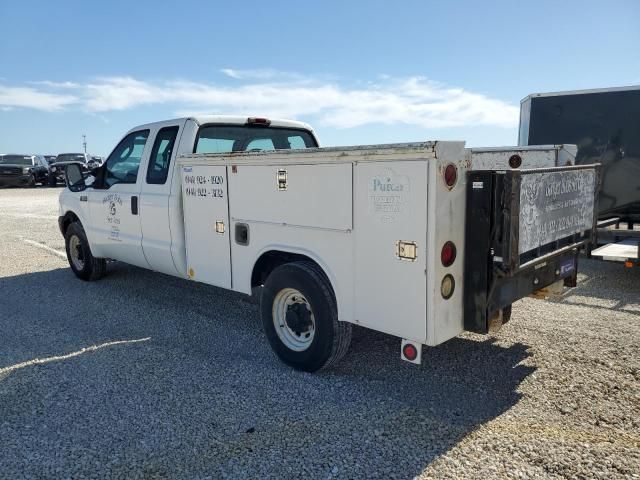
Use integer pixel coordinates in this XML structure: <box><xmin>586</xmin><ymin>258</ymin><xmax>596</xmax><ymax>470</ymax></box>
<box><xmin>0</xmin><ymin>85</ymin><xmax>77</xmax><ymax>111</ymax></box>
<box><xmin>220</xmin><ymin>68</ymin><xmax>307</xmax><ymax>82</ymax></box>
<box><xmin>0</xmin><ymin>72</ymin><xmax>519</xmax><ymax>129</ymax></box>
<box><xmin>28</xmin><ymin>80</ymin><xmax>81</xmax><ymax>89</ymax></box>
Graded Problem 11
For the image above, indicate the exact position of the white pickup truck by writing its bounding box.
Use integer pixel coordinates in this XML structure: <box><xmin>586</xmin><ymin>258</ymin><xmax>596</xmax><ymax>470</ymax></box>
<box><xmin>60</xmin><ymin>116</ymin><xmax>599</xmax><ymax>371</ymax></box>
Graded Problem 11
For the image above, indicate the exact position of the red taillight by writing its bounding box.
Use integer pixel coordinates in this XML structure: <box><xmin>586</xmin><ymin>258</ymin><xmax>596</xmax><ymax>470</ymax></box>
<box><xmin>441</xmin><ymin>241</ymin><xmax>457</xmax><ymax>267</ymax></box>
<box><xmin>402</xmin><ymin>343</ymin><xmax>418</xmax><ymax>361</ymax></box>
<box><xmin>247</xmin><ymin>117</ymin><xmax>271</xmax><ymax>126</ymax></box>
<box><xmin>444</xmin><ymin>164</ymin><xmax>457</xmax><ymax>188</ymax></box>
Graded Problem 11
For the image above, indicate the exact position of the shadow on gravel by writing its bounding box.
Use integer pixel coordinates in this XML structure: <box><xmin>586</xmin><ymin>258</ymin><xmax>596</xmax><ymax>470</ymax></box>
<box><xmin>0</xmin><ymin>264</ymin><xmax>534</xmax><ymax>479</ymax></box>
<box><xmin>547</xmin><ymin>258</ymin><xmax>640</xmax><ymax>316</ymax></box>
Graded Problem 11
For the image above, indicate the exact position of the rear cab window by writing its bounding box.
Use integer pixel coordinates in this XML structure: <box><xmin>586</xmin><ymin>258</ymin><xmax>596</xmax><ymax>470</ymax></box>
<box><xmin>194</xmin><ymin>125</ymin><xmax>317</xmax><ymax>154</ymax></box>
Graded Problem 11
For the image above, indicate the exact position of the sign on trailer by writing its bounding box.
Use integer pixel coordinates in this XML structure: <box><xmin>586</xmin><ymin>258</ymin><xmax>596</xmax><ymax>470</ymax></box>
<box><xmin>518</xmin><ymin>169</ymin><xmax>596</xmax><ymax>254</ymax></box>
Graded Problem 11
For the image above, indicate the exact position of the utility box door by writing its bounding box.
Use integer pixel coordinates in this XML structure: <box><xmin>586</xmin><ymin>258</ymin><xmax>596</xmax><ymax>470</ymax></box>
<box><xmin>228</xmin><ymin>163</ymin><xmax>352</xmax><ymax>231</ymax></box>
<box><xmin>180</xmin><ymin>165</ymin><xmax>231</xmax><ymax>289</ymax></box>
<box><xmin>353</xmin><ymin>160</ymin><xmax>429</xmax><ymax>342</ymax></box>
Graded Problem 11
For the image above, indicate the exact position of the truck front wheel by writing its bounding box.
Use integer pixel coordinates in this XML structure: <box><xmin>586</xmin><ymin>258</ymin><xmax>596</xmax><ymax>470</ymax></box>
<box><xmin>64</xmin><ymin>222</ymin><xmax>106</xmax><ymax>281</ymax></box>
<box><xmin>260</xmin><ymin>261</ymin><xmax>352</xmax><ymax>372</ymax></box>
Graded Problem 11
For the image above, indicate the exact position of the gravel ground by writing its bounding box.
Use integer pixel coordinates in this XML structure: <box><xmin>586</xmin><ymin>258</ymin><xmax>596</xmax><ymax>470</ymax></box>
<box><xmin>0</xmin><ymin>187</ymin><xmax>639</xmax><ymax>479</ymax></box>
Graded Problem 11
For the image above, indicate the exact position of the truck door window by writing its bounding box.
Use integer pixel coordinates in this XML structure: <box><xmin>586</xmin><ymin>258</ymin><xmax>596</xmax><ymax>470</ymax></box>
<box><xmin>104</xmin><ymin>130</ymin><xmax>150</xmax><ymax>188</ymax></box>
<box><xmin>146</xmin><ymin>126</ymin><xmax>179</xmax><ymax>184</ymax></box>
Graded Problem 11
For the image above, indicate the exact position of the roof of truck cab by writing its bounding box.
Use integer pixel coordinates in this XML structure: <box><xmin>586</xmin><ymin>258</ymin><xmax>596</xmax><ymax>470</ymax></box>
<box><xmin>128</xmin><ymin>116</ymin><xmax>315</xmax><ymax>133</ymax></box>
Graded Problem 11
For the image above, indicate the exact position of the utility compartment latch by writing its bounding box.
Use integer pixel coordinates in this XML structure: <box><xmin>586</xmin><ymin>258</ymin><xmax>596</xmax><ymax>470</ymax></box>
<box><xmin>277</xmin><ymin>169</ymin><xmax>288</xmax><ymax>191</ymax></box>
<box><xmin>396</xmin><ymin>240</ymin><xmax>418</xmax><ymax>261</ymax></box>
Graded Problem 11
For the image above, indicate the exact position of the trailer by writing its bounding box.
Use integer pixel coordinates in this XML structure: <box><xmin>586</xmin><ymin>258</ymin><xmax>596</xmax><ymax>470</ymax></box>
<box><xmin>518</xmin><ymin>86</ymin><xmax>640</xmax><ymax>267</ymax></box>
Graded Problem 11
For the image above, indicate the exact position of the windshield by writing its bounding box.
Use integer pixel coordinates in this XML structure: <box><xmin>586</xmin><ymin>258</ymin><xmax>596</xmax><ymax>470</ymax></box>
<box><xmin>56</xmin><ymin>153</ymin><xmax>86</xmax><ymax>163</ymax></box>
<box><xmin>0</xmin><ymin>155</ymin><xmax>33</xmax><ymax>165</ymax></box>
<box><xmin>194</xmin><ymin>125</ymin><xmax>317</xmax><ymax>154</ymax></box>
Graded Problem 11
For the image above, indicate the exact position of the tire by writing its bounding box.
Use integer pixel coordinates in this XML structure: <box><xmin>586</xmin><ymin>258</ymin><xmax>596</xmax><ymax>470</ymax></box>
<box><xmin>64</xmin><ymin>222</ymin><xmax>106</xmax><ymax>281</ymax></box>
<box><xmin>260</xmin><ymin>261</ymin><xmax>352</xmax><ymax>372</ymax></box>
<box><xmin>27</xmin><ymin>174</ymin><xmax>36</xmax><ymax>188</ymax></box>
<box><xmin>48</xmin><ymin>174</ymin><xmax>57</xmax><ymax>187</ymax></box>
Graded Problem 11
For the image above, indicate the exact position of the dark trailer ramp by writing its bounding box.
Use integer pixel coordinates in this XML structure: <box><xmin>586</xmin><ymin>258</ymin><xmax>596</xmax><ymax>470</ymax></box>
<box><xmin>518</xmin><ymin>86</ymin><xmax>640</xmax><ymax>223</ymax></box>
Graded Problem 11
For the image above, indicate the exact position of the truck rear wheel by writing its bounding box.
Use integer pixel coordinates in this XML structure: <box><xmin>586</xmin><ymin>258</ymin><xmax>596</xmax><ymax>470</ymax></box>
<box><xmin>65</xmin><ymin>222</ymin><xmax>106</xmax><ymax>281</ymax></box>
<box><xmin>260</xmin><ymin>261</ymin><xmax>351</xmax><ymax>372</ymax></box>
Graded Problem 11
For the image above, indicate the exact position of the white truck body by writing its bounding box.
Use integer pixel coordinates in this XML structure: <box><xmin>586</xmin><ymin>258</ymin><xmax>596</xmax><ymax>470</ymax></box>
<box><xmin>178</xmin><ymin>141</ymin><xmax>467</xmax><ymax>346</ymax></box>
<box><xmin>59</xmin><ymin>117</ymin><xmax>598</xmax><ymax>370</ymax></box>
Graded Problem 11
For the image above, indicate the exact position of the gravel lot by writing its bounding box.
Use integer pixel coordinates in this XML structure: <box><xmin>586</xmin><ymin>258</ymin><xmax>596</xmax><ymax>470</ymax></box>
<box><xmin>0</xmin><ymin>187</ymin><xmax>639</xmax><ymax>479</ymax></box>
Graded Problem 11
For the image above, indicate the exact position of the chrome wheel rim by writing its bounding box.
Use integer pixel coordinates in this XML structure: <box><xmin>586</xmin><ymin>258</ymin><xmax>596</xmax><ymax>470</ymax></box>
<box><xmin>272</xmin><ymin>288</ymin><xmax>315</xmax><ymax>351</ymax></box>
<box><xmin>69</xmin><ymin>235</ymin><xmax>85</xmax><ymax>270</ymax></box>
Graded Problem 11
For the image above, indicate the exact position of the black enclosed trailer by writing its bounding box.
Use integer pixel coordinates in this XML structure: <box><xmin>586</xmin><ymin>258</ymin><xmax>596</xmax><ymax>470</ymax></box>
<box><xmin>518</xmin><ymin>86</ymin><xmax>640</xmax><ymax>266</ymax></box>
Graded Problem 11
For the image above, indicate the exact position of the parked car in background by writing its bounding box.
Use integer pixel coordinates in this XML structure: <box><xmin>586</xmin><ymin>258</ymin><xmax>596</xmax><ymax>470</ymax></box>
<box><xmin>44</xmin><ymin>155</ymin><xmax>58</xmax><ymax>165</ymax></box>
<box><xmin>49</xmin><ymin>153</ymin><xmax>96</xmax><ymax>186</ymax></box>
<box><xmin>89</xmin><ymin>156</ymin><xmax>103</xmax><ymax>168</ymax></box>
<box><xmin>0</xmin><ymin>154</ymin><xmax>50</xmax><ymax>187</ymax></box>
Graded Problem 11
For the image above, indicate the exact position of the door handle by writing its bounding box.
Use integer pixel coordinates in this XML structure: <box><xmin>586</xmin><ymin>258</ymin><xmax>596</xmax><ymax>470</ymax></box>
<box><xmin>131</xmin><ymin>196</ymin><xmax>138</xmax><ymax>215</ymax></box>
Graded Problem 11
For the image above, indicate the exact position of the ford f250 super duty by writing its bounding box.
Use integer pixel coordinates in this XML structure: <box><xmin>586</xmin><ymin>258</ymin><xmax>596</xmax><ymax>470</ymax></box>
<box><xmin>59</xmin><ymin>116</ymin><xmax>599</xmax><ymax>372</ymax></box>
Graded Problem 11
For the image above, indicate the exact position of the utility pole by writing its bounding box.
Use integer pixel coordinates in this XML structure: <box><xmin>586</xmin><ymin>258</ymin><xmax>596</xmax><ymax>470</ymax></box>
<box><xmin>82</xmin><ymin>134</ymin><xmax>87</xmax><ymax>154</ymax></box>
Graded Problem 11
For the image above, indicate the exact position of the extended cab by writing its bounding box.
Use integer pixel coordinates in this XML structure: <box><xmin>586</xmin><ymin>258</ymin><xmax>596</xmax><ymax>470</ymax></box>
<box><xmin>58</xmin><ymin>115</ymin><xmax>318</xmax><ymax>277</ymax></box>
<box><xmin>60</xmin><ymin>118</ymin><xmax>598</xmax><ymax>372</ymax></box>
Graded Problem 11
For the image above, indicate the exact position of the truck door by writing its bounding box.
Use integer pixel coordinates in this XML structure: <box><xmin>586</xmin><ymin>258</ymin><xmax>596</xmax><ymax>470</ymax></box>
<box><xmin>86</xmin><ymin>129</ymin><xmax>151</xmax><ymax>268</ymax></box>
<box><xmin>180</xmin><ymin>165</ymin><xmax>231</xmax><ymax>288</ymax></box>
<box><xmin>138</xmin><ymin>122</ymin><xmax>185</xmax><ymax>276</ymax></box>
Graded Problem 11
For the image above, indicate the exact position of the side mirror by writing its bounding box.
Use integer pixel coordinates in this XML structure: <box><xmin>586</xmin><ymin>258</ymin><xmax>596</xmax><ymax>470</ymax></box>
<box><xmin>65</xmin><ymin>164</ymin><xmax>86</xmax><ymax>192</ymax></box>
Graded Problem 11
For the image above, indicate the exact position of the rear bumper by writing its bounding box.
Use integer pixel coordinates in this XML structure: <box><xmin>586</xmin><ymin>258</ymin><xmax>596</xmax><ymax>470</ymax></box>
<box><xmin>0</xmin><ymin>174</ymin><xmax>32</xmax><ymax>187</ymax></box>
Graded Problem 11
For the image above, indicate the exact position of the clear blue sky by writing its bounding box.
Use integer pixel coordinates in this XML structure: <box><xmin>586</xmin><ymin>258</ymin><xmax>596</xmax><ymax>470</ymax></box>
<box><xmin>1</xmin><ymin>0</ymin><xmax>639</xmax><ymax>156</ymax></box>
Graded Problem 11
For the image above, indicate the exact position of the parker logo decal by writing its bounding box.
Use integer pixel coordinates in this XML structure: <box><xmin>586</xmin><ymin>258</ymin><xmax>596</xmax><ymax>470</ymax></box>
<box><xmin>369</xmin><ymin>169</ymin><xmax>410</xmax><ymax>223</ymax></box>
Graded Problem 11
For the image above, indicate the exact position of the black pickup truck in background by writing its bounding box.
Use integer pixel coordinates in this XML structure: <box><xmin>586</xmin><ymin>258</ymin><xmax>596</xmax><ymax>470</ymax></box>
<box><xmin>0</xmin><ymin>154</ymin><xmax>50</xmax><ymax>187</ymax></box>
<box><xmin>48</xmin><ymin>153</ymin><xmax>101</xmax><ymax>186</ymax></box>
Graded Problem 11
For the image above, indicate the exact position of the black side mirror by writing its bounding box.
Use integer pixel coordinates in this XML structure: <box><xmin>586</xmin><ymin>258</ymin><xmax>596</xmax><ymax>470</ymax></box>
<box><xmin>65</xmin><ymin>164</ymin><xmax>86</xmax><ymax>192</ymax></box>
